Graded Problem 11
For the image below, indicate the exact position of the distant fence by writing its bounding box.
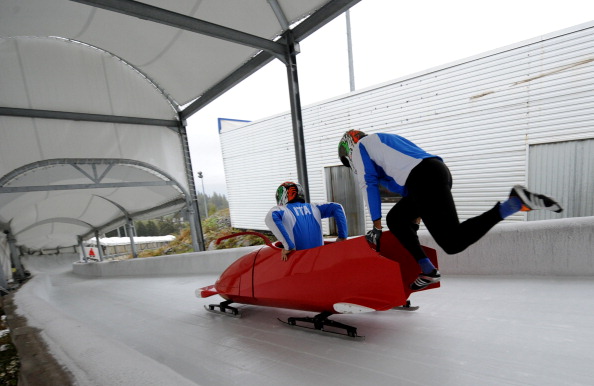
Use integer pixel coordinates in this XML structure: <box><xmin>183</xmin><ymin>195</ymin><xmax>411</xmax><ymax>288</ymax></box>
<box><xmin>101</xmin><ymin>240</ymin><xmax>172</xmax><ymax>257</ymax></box>
<box><xmin>84</xmin><ymin>236</ymin><xmax>176</xmax><ymax>259</ymax></box>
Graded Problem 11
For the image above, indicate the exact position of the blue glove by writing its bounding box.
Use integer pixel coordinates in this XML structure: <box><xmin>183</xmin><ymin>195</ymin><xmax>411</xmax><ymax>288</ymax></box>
<box><xmin>365</xmin><ymin>227</ymin><xmax>382</xmax><ymax>250</ymax></box>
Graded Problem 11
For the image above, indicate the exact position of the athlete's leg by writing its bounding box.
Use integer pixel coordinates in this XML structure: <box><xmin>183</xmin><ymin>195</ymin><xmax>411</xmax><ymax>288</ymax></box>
<box><xmin>407</xmin><ymin>158</ymin><xmax>502</xmax><ymax>255</ymax></box>
<box><xmin>386</xmin><ymin>174</ymin><xmax>441</xmax><ymax>289</ymax></box>
<box><xmin>386</xmin><ymin>196</ymin><xmax>425</xmax><ymax>260</ymax></box>
<box><xmin>386</xmin><ymin>191</ymin><xmax>440</xmax><ymax>277</ymax></box>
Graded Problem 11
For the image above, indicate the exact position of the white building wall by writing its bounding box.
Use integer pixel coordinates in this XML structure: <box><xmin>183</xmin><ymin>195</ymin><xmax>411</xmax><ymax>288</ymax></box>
<box><xmin>221</xmin><ymin>21</ymin><xmax>594</xmax><ymax>233</ymax></box>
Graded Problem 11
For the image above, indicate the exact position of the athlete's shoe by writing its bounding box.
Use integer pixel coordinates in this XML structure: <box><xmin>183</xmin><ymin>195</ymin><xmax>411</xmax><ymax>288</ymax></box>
<box><xmin>410</xmin><ymin>269</ymin><xmax>441</xmax><ymax>291</ymax></box>
<box><xmin>509</xmin><ymin>185</ymin><xmax>563</xmax><ymax>213</ymax></box>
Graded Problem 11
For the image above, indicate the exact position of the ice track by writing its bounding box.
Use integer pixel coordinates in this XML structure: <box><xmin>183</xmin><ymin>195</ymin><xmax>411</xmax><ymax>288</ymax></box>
<box><xmin>13</xmin><ymin>255</ymin><xmax>594</xmax><ymax>386</ymax></box>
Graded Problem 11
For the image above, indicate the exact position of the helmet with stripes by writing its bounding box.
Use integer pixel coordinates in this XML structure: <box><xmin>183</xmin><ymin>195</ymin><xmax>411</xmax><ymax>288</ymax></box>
<box><xmin>338</xmin><ymin>130</ymin><xmax>366</xmax><ymax>169</ymax></box>
<box><xmin>275</xmin><ymin>181</ymin><xmax>305</xmax><ymax>205</ymax></box>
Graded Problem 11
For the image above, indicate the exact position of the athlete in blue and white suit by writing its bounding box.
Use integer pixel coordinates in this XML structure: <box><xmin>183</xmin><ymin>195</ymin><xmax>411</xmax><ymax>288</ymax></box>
<box><xmin>339</xmin><ymin>130</ymin><xmax>562</xmax><ymax>290</ymax></box>
<box><xmin>265</xmin><ymin>182</ymin><xmax>348</xmax><ymax>261</ymax></box>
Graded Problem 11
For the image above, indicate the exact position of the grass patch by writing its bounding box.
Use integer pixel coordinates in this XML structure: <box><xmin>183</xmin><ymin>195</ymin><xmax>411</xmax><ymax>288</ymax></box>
<box><xmin>133</xmin><ymin>208</ymin><xmax>275</xmax><ymax>258</ymax></box>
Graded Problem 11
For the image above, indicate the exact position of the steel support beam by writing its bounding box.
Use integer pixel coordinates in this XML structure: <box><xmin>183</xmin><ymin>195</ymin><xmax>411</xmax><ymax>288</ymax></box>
<box><xmin>0</xmin><ymin>232</ymin><xmax>10</xmax><ymax>290</ymax></box>
<box><xmin>0</xmin><ymin>107</ymin><xmax>178</xmax><ymax>128</ymax></box>
<box><xmin>0</xmin><ymin>180</ymin><xmax>176</xmax><ymax>194</ymax></box>
<box><xmin>346</xmin><ymin>10</ymin><xmax>355</xmax><ymax>92</ymax></box>
<box><xmin>290</xmin><ymin>0</ymin><xmax>362</xmax><ymax>42</ymax></box>
<box><xmin>5</xmin><ymin>231</ymin><xmax>25</xmax><ymax>281</ymax></box>
<box><xmin>125</xmin><ymin>218</ymin><xmax>138</xmax><ymax>258</ymax></box>
<box><xmin>71</xmin><ymin>0</ymin><xmax>286</xmax><ymax>57</ymax></box>
<box><xmin>180</xmin><ymin>0</ymin><xmax>362</xmax><ymax>120</ymax></box>
<box><xmin>78</xmin><ymin>236</ymin><xmax>87</xmax><ymax>262</ymax></box>
<box><xmin>283</xmin><ymin>30</ymin><xmax>310</xmax><ymax>202</ymax></box>
<box><xmin>0</xmin><ymin>263</ymin><xmax>8</xmax><ymax>293</ymax></box>
<box><xmin>94</xmin><ymin>230</ymin><xmax>104</xmax><ymax>261</ymax></box>
<box><xmin>179</xmin><ymin>0</ymin><xmax>362</xmax><ymax>205</ymax></box>
<box><xmin>267</xmin><ymin>0</ymin><xmax>290</xmax><ymax>31</ymax></box>
<box><xmin>181</xmin><ymin>52</ymin><xmax>275</xmax><ymax>120</ymax></box>
<box><xmin>176</xmin><ymin>121</ymin><xmax>205</xmax><ymax>252</ymax></box>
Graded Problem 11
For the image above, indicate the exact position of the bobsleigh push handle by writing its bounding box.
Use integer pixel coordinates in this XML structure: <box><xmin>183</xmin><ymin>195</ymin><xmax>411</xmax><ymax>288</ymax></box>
<box><xmin>215</xmin><ymin>231</ymin><xmax>273</xmax><ymax>246</ymax></box>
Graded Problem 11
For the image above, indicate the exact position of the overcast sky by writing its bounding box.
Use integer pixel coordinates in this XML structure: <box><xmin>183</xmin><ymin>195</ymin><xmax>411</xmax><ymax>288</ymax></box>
<box><xmin>186</xmin><ymin>0</ymin><xmax>594</xmax><ymax>196</ymax></box>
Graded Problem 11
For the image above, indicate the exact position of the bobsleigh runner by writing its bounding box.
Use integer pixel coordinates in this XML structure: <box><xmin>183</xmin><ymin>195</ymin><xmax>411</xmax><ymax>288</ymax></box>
<box><xmin>196</xmin><ymin>231</ymin><xmax>439</xmax><ymax>340</ymax></box>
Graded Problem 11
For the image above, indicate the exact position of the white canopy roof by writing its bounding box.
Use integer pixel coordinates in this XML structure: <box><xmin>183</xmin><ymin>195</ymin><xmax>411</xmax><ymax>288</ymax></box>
<box><xmin>0</xmin><ymin>0</ymin><xmax>360</xmax><ymax>251</ymax></box>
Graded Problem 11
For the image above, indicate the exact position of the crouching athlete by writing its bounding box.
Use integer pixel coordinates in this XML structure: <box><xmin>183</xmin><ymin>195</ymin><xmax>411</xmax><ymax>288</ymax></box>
<box><xmin>338</xmin><ymin>130</ymin><xmax>563</xmax><ymax>290</ymax></box>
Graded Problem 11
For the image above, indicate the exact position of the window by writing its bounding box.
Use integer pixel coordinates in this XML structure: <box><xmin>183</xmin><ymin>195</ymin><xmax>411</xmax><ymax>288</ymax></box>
<box><xmin>528</xmin><ymin>138</ymin><xmax>594</xmax><ymax>220</ymax></box>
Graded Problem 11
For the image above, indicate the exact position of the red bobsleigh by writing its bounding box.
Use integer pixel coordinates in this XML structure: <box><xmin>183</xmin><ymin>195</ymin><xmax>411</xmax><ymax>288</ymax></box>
<box><xmin>197</xmin><ymin>231</ymin><xmax>439</xmax><ymax>338</ymax></box>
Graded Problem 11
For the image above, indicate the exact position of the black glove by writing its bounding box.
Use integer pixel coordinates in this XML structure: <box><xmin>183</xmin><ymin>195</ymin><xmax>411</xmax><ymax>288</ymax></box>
<box><xmin>365</xmin><ymin>227</ymin><xmax>382</xmax><ymax>250</ymax></box>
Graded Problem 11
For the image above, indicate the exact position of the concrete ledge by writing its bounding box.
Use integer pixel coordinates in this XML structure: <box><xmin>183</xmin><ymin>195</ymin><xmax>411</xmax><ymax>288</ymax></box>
<box><xmin>72</xmin><ymin>246</ymin><xmax>261</xmax><ymax>277</ymax></box>
<box><xmin>419</xmin><ymin>216</ymin><xmax>594</xmax><ymax>276</ymax></box>
<box><xmin>70</xmin><ymin>217</ymin><xmax>593</xmax><ymax>278</ymax></box>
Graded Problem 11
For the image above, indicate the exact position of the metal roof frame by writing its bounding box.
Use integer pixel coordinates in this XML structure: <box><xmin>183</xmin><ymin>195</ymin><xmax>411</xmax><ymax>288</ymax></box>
<box><xmin>0</xmin><ymin>0</ymin><xmax>361</xmax><ymax>261</ymax></box>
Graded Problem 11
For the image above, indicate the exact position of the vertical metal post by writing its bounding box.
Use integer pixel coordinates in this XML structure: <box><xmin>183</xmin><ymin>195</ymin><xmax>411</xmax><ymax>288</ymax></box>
<box><xmin>125</xmin><ymin>218</ymin><xmax>138</xmax><ymax>258</ymax></box>
<box><xmin>177</xmin><ymin>120</ymin><xmax>205</xmax><ymax>251</ymax></box>
<box><xmin>346</xmin><ymin>10</ymin><xmax>356</xmax><ymax>92</ymax></box>
<box><xmin>0</xmin><ymin>232</ymin><xmax>10</xmax><ymax>290</ymax></box>
<box><xmin>0</xmin><ymin>264</ymin><xmax>8</xmax><ymax>292</ymax></box>
<box><xmin>94</xmin><ymin>230</ymin><xmax>104</xmax><ymax>261</ymax></box>
<box><xmin>6</xmin><ymin>231</ymin><xmax>25</xmax><ymax>281</ymax></box>
<box><xmin>197</xmin><ymin>171</ymin><xmax>208</xmax><ymax>217</ymax></box>
<box><xmin>283</xmin><ymin>30</ymin><xmax>310</xmax><ymax>202</ymax></box>
<box><xmin>186</xmin><ymin>204</ymin><xmax>202</xmax><ymax>251</ymax></box>
<box><xmin>78</xmin><ymin>235</ymin><xmax>87</xmax><ymax>262</ymax></box>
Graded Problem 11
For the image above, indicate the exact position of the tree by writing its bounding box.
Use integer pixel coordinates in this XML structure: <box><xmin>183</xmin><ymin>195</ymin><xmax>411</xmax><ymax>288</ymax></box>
<box><xmin>135</xmin><ymin>221</ymin><xmax>148</xmax><ymax>236</ymax></box>
<box><xmin>145</xmin><ymin>220</ymin><xmax>158</xmax><ymax>236</ymax></box>
<box><xmin>158</xmin><ymin>220</ymin><xmax>176</xmax><ymax>235</ymax></box>
<box><xmin>210</xmin><ymin>192</ymin><xmax>228</xmax><ymax>210</ymax></box>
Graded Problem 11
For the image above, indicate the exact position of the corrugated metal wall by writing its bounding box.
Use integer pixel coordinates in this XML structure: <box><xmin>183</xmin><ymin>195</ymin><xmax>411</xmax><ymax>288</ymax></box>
<box><xmin>221</xmin><ymin>21</ymin><xmax>594</xmax><ymax>233</ymax></box>
<box><xmin>528</xmin><ymin>139</ymin><xmax>594</xmax><ymax>220</ymax></box>
<box><xmin>324</xmin><ymin>165</ymin><xmax>365</xmax><ymax>236</ymax></box>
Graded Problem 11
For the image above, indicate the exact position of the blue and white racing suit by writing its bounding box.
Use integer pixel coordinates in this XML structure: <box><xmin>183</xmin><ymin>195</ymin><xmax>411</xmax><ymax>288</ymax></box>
<box><xmin>351</xmin><ymin>133</ymin><xmax>440</xmax><ymax>222</ymax></box>
<box><xmin>265</xmin><ymin>202</ymin><xmax>348</xmax><ymax>250</ymax></box>
<box><xmin>352</xmin><ymin>132</ymin><xmax>503</xmax><ymax>260</ymax></box>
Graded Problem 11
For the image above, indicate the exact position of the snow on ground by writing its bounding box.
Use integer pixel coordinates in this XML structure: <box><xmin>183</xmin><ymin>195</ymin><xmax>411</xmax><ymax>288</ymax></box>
<box><xmin>14</xmin><ymin>255</ymin><xmax>594</xmax><ymax>386</ymax></box>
